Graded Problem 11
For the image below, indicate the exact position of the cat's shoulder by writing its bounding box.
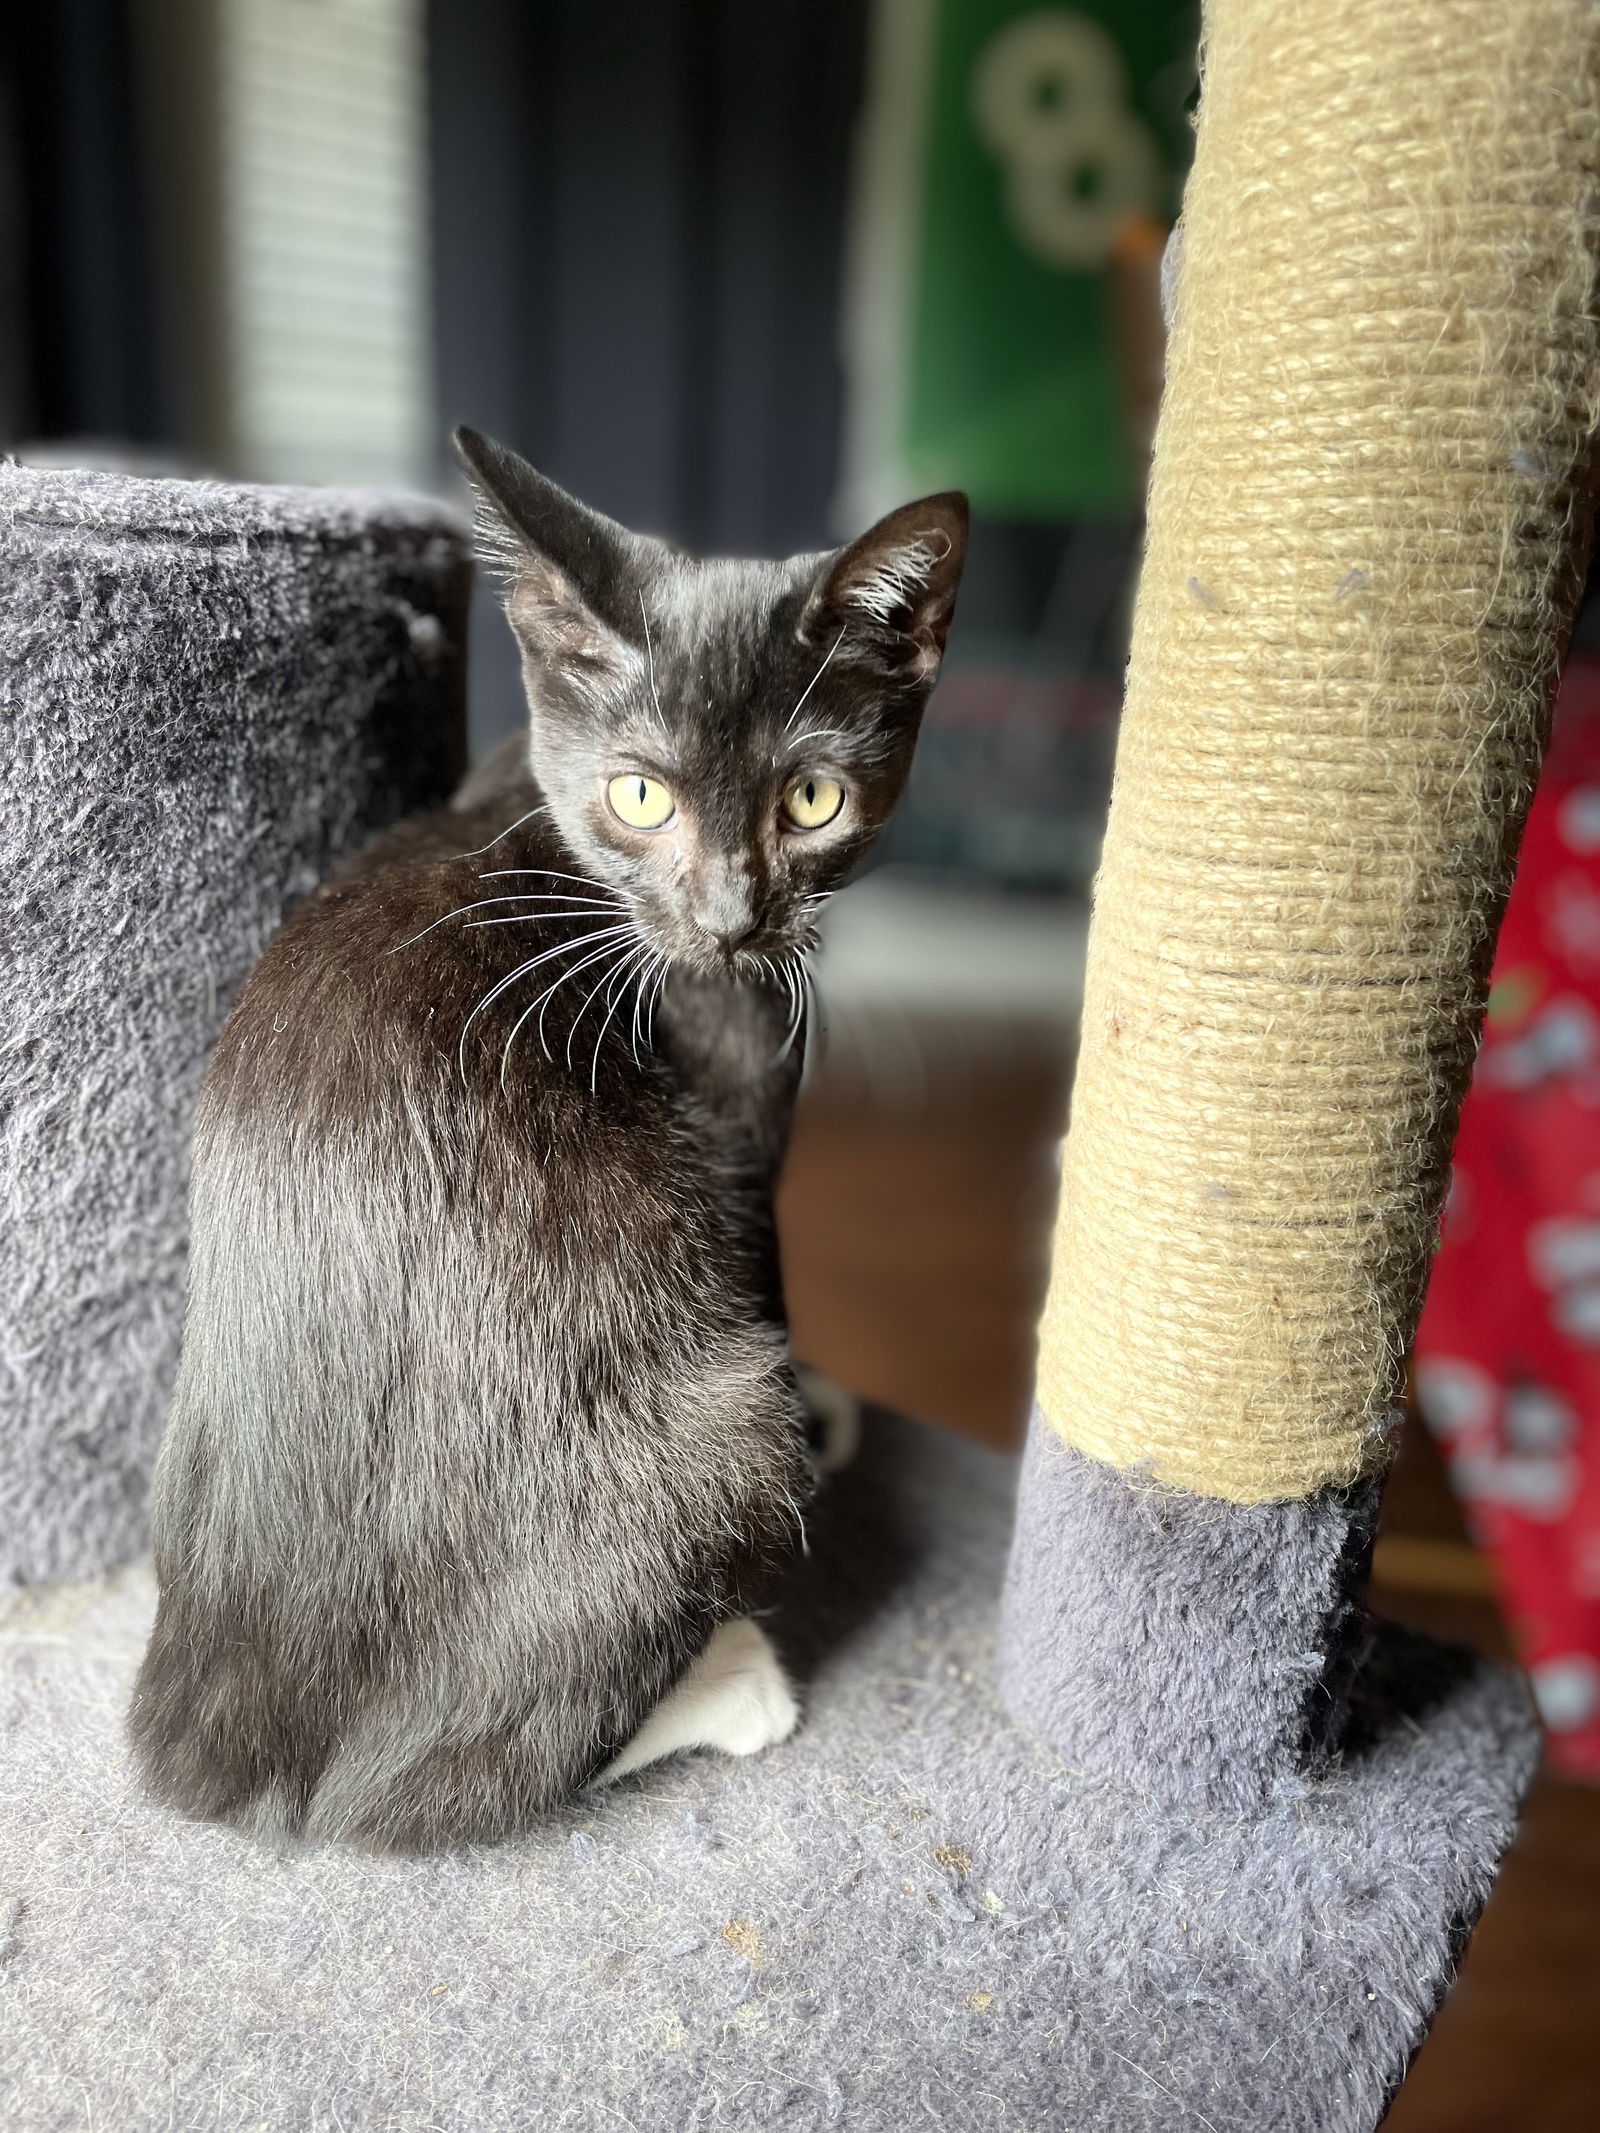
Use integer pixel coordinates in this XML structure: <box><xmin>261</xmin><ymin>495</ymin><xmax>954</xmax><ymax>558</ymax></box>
<box><xmin>284</xmin><ymin>771</ymin><xmax>553</xmax><ymax>947</ymax></box>
<box><xmin>217</xmin><ymin>776</ymin><xmax>569</xmax><ymax>1072</ymax></box>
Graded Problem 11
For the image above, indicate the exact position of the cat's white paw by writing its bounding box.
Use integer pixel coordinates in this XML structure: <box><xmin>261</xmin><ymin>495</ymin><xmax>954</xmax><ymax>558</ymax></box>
<box><xmin>794</xmin><ymin>1363</ymin><xmax>863</xmax><ymax>1473</ymax></box>
<box><xmin>681</xmin><ymin>1617</ymin><xmax>799</xmax><ymax>1757</ymax></box>
<box><xmin>601</xmin><ymin>1618</ymin><xmax>798</xmax><ymax>1782</ymax></box>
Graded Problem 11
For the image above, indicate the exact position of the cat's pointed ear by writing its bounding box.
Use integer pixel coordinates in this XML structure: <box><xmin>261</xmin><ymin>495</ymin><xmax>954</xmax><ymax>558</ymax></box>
<box><xmin>454</xmin><ymin>426</ymin><xmax>642</xmax><ymax>693</ymax></box>
<box><xmin>802</xmin><ymin>492</ymin><xmax>969</xmax><ymax>686</ymax></box>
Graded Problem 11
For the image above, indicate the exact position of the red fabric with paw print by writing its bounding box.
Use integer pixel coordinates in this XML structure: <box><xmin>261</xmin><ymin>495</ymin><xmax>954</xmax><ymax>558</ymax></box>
<box><xmin>1415</xmin><ymin>656</ymin><xmax>1600</xmax><ymax>1780</ymax></box>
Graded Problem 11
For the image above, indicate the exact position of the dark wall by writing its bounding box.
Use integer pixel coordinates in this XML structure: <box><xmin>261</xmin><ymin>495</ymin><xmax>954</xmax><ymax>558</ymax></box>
<box><xmin>0</xmin><ymin>0</ymin><xmax>171</xmax><ymax>450</ymax></box>
<box><xmin>429</xmin><ymin>0</ymin><xmax>870</xmax><ymax>751</ymax></box>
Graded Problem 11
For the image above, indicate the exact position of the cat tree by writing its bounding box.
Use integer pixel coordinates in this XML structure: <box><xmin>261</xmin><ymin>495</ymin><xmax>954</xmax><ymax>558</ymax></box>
<box><xmin>1</xmin><ymin>2</ymin><xmax>1595</xmax><ymax>2128</ymax></box>
<box><xmin>1</xmin><ymin>466</ymin><xmax>469</xmax><ymax>1582</ymax></box>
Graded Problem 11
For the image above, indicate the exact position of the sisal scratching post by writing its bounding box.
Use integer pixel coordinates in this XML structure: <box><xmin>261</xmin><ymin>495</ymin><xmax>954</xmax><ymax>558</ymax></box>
<box><xmin>1036</xmin><ymin>0</ymin><xmax>1600</xmax><ymax>1508</ymax></box>
<box><xmin>1001</xmin><ymin>0</ymin><xmax>1600</xmax><ymax>1818</ymax></box>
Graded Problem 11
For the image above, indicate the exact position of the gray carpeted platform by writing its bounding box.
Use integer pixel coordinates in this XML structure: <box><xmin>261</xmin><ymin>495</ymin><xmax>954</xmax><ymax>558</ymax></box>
<box><xmin>0</xmin><ymin>1413</ymin><xmax>1535</xmax><ymax>2133</ymax></box>
<box><xmin>1</xmin><ymin>467</ymin><xmax>469</xmax><ymax>1584</ymax></box>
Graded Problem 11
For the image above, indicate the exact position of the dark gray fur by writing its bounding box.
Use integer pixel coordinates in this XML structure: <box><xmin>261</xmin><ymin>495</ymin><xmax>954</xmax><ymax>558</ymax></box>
<box><xmin>1</xmin><ymin>464</ymin><xmax>468</xmax><ymax>1585</ymax></box>
<box><xmin>129</xmin><ymin>434</ymin><xmax>968</xmax><ymax>1851</ymax></box>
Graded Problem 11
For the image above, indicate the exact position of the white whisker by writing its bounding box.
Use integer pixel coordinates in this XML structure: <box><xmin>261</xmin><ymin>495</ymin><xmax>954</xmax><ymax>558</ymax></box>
<box><xmin>534</xmin><ymin>933</ymin><xmax>643</xmax><ymax>1068</ymax></box>
<box><xmin>566</xmin><ymin>938</ymin><xmax>643</xmax><ymax>1069</ymax></box>
<box><xmin>455</xmin><ymin>803</ymin><xmax>548</xmax><ymax>859</ymax></box>
<box><xmin>389</xmin><ymin>893</ymin><xmax>588</xmax><ymax>953</ymax></box>
<box><xmin>782</xmin><ymin>728</ymin><xmax>851</xmax><ymax>754</ymax></box>
<box><xmin>590</xmin><ymin>943</ymin><xmax>653</xmax><ymax>1091</ymax></box>
<box><xmin>631</xmin><ymin>950</ymin><xmax>667</xmax><ymax>1066</ymax></box>
<box><xmin>460</xmin><ymin>923</ymin><xmax>635</xmax><ymax>1083</ymax></box>
<box><xmin>784</xmin><ymin>626</ymin><xmax>847</xmax><ymax>732</ymax></box>
<box><xmin>481</xmin><ymin>867</ymin><xmax>628</xmax><ymax>899</ymax></box>
<box><xmin>464</xmin><ymin>897</ymin><xmax>631</xmax><ymax>927</ymax></box>
<box><xmin>775</xmin><ymin>955</ymin><xmax>810</xmax><ymax>1063</ymax></box>
<box><xmin>639</xmin><ymin>593</ymin><xmax>671</xmax><ymax>740</ymax></box>
<box><xmin>492</xmin><ymin>932</ymin><xmax>635</xmax><ymax>1087</ymax></box>
<box><xmin>476</xmin><ymin>892</ymin><xmax>628</xmax><ymax>907</ymax></box>
<box><xmin>647</xmin><ymin>955</ymin><xmax>673</xmax><ymax>1042</ymax></box>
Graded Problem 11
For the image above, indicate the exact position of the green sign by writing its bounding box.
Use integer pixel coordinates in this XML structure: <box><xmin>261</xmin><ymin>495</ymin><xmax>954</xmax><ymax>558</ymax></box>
<box><xmin>845</xmin><ymin>1</ymin><xmax>1197</xmax><ymax>522</ymax></box>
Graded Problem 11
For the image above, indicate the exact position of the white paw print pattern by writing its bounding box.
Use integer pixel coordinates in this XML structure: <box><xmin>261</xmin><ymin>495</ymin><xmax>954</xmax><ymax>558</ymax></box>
<box><xmin>971</xmin><ymin>11</ymin><xmax>1162</xmax><ymax>271</ymax></box>
<box><xmin>1530</xmin><ymin>1653</ymin><xmax>1600</xmax><ymax>1735</ymax></box>
<box><xmin>1414</xmin><ymin>1360</ymin><xmax>1579</xmax><ymax>1522</ymax></box>
<box><xmin>1483</xmin><ymin>995</ymin><xmax>1600</xmax><ymax>1090</ymax></box>
<box><xmin>1558</xmin><ymin>785</ymin><xmax>1600</xmax><ymax>853</ymax></box>
<box><xmin>1529</xmin><ymin>1215</ymin><xmax>1600</xmax><ymax>1349</ymax></box>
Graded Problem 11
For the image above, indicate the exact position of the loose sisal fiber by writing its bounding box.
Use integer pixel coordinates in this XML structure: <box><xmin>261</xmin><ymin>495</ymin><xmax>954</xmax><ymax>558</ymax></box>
<box><xmin>1035</xmin><ymin>0</ymin><xmax>1600</xmax><ymax>1502</ymax></box>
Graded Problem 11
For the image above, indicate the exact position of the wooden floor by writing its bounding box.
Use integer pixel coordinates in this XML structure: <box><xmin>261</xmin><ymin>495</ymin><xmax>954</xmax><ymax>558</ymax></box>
<box><xmin>781</xmin><ymin>1033</ymin><xmax>1065</xmax><ymax>1449</ymax></box>
<box><xmin>778</xmin><ymin>1024</ymin><xmax>1600</xmax><ymax>2132</ymax></box>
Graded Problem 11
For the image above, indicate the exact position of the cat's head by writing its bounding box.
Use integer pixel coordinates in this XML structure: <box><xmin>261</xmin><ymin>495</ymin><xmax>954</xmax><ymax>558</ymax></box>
<box><xmin>456</xmin><ymin>427</ymin><xmax>967</xmax><ymax>979</ymax></box>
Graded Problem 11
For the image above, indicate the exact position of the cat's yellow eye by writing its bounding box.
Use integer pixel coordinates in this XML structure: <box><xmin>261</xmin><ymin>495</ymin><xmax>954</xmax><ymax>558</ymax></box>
<box><xmin>782</xmin><ymin>774</ymin><xmax>845</xmax><ymax>831</ymax></box>
<box><xmin>607</xmin><ymin>774</ymin><xmax>676</xmax><ymax>830</ymax></box>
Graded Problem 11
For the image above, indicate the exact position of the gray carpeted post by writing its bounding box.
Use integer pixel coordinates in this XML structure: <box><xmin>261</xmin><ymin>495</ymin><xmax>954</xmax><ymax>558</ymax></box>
<box><xmin>1</xmin><ymin>465</ymin><xmax>469</xmax><ymax>1582</ymax></box>
<box><xmin>998</xmin><ymin>1425</ymin><xmax>1384</xmax><ymax>1814</ymax></box>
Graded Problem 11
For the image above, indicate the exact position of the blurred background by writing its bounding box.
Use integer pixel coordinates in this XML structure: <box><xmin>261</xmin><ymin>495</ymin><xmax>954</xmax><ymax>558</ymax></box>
<box><xmin>2</xmin><ymin>3</ymin><xmax>1596</xmax><ymax>2121</ymax></box>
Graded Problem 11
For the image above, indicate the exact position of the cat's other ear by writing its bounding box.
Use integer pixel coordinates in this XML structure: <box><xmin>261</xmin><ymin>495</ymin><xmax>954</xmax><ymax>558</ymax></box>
<box><xmin>803</xmin><ymin>492</ymin><xmax>968</xmax><ymax>687</ymax></box>
<box><xmin>454</xmin><ymin>426</ymin><xmax>641</xmax><ymax>694</ymax></box>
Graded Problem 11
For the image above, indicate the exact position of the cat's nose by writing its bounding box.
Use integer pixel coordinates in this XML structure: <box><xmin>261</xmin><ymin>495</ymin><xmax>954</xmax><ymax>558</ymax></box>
<box><xmin>700</xmin><ymin>916</ymin><xmax>758</xmax><ymax>952</ymax></box>
<box><xmin>693</xmin><ymin>876</ymin><xmax>758</xmax><ymax>950</ymax></box>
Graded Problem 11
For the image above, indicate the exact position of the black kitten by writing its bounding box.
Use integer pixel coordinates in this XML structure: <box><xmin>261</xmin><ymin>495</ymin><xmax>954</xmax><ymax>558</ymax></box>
<box><xmin>128</xmin><ymin>429</ymin><xmax>967</xmax><ymax>1852</ymax></box>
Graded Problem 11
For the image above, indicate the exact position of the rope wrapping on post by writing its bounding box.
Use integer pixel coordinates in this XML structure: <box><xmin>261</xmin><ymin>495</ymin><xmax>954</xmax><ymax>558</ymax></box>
<box><xmin>1035</xmin><ymin>0</ymin><xmax>1600</xmax><ymax>1503</ymax></box>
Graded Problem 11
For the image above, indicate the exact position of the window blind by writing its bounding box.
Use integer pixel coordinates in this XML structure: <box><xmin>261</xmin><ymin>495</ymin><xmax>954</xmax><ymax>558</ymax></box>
<box><xmin>217</xmin><ymin>0</ymin><xmax>430</xmax><ymax>487</ymax></box>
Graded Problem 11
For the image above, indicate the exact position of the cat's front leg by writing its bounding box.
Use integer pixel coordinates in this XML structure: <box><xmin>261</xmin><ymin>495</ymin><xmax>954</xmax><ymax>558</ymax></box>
<box><xmin>598</xmin><ymin>1618</ymin><xmax>799</xmax><ymax>1783</ymax></box>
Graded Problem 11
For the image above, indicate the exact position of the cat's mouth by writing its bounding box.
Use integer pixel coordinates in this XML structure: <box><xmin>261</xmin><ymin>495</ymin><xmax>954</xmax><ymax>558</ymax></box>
<box><xmin>637</xmin><ymin>912</ymin><xmax>815</xmax><ymax>985</ymax></box>
<box><xmin>731</xmin><ymin>943</ymin><xmax>810</xmax><ymax>983</ymax></box>
<box><xmin>699</xmin><ymin>930</ymin><xmax>817</xmax><ymax>988</ymax></box>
